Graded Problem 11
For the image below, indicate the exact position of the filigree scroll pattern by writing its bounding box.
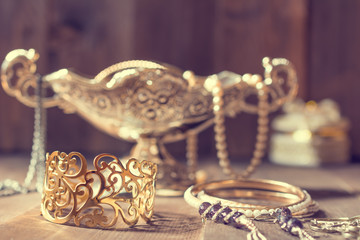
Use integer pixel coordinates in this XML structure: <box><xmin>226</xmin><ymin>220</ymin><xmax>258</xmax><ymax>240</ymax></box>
<box><xmin>41</xmin><ymin>151</ymin><xmax>157</xmax><ymax>227</ymax></box>
<box><xmin>1</xmin><ymin>49</ymin><xmax>59</xmax><ymax>108</ymax></box>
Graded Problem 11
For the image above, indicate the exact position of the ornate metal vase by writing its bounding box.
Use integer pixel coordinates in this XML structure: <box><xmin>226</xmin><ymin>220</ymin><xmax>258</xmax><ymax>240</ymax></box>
<box><xmin>1</xmin><ymin>49</ymin><xmax>298</xmax><ymax>195</ymax></box>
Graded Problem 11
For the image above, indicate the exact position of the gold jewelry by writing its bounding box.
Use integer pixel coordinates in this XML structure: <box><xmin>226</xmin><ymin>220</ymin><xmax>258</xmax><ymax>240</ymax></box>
<box><xmin>207</xmin><ymin>57</ymin><xmax>298</xmax><ymax>179</ymax></box>
<box><xmin>184</xmin><ymin>179</ymin><xmax>317</xmax><ymax>240</ymax></box>
<box><xmin>184</xmin><ymin>179</ymin><xmax>318</xmax><ymax>218</ymax></box>
<box><xmin>41</xmin><ymin>151</ymin><xmax>157</xmax><ymax>228</ymax></box>
<box><xmin>207</xmin><ymin>73</ymin><xmax>269</xmax><ymax>179</ymax></box>
<box><xmin>2</xmin><ymin>50</ymin><xmax>298</xmax><ymax>196</ymax></box>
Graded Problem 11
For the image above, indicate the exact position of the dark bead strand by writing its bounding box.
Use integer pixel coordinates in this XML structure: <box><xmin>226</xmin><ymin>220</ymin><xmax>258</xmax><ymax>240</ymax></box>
<box><xmin>206</xmin><ymin>202</ymin><xmax>222</xmax><ymax>220</ymax></box>
<box><xmin>198</xmin><ymin>202</ymin><xmax>267</xmax><ymax>240</ymax></box>
<box><xmin>215</xmin><ymin>206</ymin><xmax>232</xmax><ymax>223</ymax></box>
<box><xmin>273</xmin><ymin>207</ymin><xmax>314</xmax><ymax>240</ymax></box>
<box><xmin>199</xmin><ymin>202</ymin><xmax>211</xmax><ymax>215</ymax></box>
<box><xmin>199</xmin><ymin>202</ymin><xmax>243</xmax><ymax>226</ymax></box>
<box><xmin>228</xmin><ymin>211</ymin><xmax>244</xmax><ymax>228</ymax></box>
<box><xmin>274</xmin><ymin>207</ymin><xmax>292</xmax><ymax>228</ymax></box>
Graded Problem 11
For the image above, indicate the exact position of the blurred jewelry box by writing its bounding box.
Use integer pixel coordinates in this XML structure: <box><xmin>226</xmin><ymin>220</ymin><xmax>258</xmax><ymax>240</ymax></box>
<box><xmin>269</xmin><ymin>99</ymin><xmax>350</xmax><ymax>167</ymax></box>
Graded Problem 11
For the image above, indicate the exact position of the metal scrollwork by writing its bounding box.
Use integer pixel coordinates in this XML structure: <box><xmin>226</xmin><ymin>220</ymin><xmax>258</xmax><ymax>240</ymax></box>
<box><xmin>41</xmin><ymin>151</ymin><xmax>157</xmax><ymax>227</ymax></box>
<box><xmin>2</xmin><ymin>49</ymin><xmax>298</xmax><ymax>195</ymax></box>
<box><xmin>1</xmin><ymin>49</ymin><xmax>59</xmax><ymax>108</ymax></box>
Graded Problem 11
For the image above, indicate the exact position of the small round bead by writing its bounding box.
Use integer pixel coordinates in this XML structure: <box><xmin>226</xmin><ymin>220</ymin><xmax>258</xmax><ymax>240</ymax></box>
<box><xmin>218</xmin><ymin>151</ymin><xmax>229</xmax><ymax>159</ymax></box>
<box><xmin>258</xmin><ymin>126</ymin><xmax>268</xmax><ymax>133</ymax></box>
<box><xmin>258</xmin><ymin>118</ymin><xmax>269</xmax><ymax>125</ymax></box>
<box><xmin>216</xmin><ymin>143</ymin><xmax>227</xmax><ymax>151</ymax></box>
<box><xmin>206</xmin><ymin>203</ymin><xmax>222</xmax><ymax>219</ymax></box>
<box><xmin>244</xmin><ymin>209</ymin><xmax>253</xmax><ymax>217</ymax></box>
<box><xmin>278</xmin><ymin>207</ymin><xmax>292</xmax><ymax>217</ymax></box>
<box><xmin>228</xmin><ymin>211</ymin><xmax>243</xmax><ymax>227</ymax></box>
<box><xmin>260</xmin><ymin>209</ymin><xmax>268</xmax><ymax>215</ymax></box>
<box><xmin>257</xmin><ymin>134</ymin><xmax>268</xmax><ymax>142</ymax></box>
<box><xmin>246</xmin><ymin>165</ymin><xmax>255</xmax><ymax>173</ymax></box>
<box><xmin>253</xmin><ymin>210</ymin><xmax>261</xmax><ymax>217</ymax></box>
<box><xmin>199</xmin><ymin>202</ymin><xmax>211</xmax><ymax>215</ymax></box>
<box><xmin>254</xmin><ymin>150</ymin><xmax>264</xmax><ymax>158</ymax></box>
<box><xmin>287</xmin><ymin>218</ymin><xmax>303</xmax><ymax>232</ymax></box>
<box><xmin>215</xmin><ymin>134</ymin><xmax>226</xmax><ymax>142</ymax></box>
<box><xmin>275</xmin><ymin>207</ymin><xmax>292</xmax><ymax>225</ymax></box>
<box><xmin>214</xmin><ymin>125</ymin><xmax>225</xmax><ymax>132</ymax></box>
<box><xmin>255</xmin><ymin>142</ymin><xmax>266</xmax><ymax>150</ymax></box>
<box><xmin>215</xmin><ymin>207</ymin><xmax>232</xmax><ymax>223</ymax></box>
<box><xmin>268</xmin><ymin>209</ymin><xmax>275</xmax><ymax>215</ymax></box>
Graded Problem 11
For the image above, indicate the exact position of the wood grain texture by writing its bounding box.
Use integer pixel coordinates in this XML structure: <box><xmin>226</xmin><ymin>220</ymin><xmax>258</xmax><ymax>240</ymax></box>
<box><xmin>308</xmin><ymin>0</ymin><xmax>360</xmax><ymax>156</ymax></box>
<box><xmin>1</xmin><ymin>155</ymin><xmax>359</xmax><ymax>239</ymax></box>
<box><xmin>0</xmin><ymin>200</ymin><xmax>203</xmax><ymax>240</ymax></box>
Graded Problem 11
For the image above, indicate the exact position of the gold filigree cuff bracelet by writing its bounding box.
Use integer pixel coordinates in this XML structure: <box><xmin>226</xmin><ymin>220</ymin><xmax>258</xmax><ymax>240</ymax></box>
<box><xmin>41</xmin><ymin>151</ymin><xmax>157</xmax><ymax>228</ymax></box>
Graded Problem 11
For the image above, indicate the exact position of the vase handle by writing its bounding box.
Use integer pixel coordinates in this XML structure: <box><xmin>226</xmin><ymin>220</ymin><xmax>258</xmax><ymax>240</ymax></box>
<box><xmin>1</xmin><ymin>49</ymin><xmax>59</xmax><ymax>108</ymax></box>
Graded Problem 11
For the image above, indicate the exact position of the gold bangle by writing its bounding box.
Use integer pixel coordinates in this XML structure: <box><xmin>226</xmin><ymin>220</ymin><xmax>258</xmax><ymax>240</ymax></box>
<box><xmin>41</xmin><ymin>151</ymin><xmax>157</xmax><ymax>228</ymax></box>
<box><xmin>184</xmin><ymin>179</ymin><xmax>318</xmax><ymax>218</ymax></box>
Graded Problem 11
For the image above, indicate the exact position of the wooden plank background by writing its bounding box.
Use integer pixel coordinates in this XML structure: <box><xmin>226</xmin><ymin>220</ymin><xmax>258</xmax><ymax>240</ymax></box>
<box><xmin>0</xmin><ymin>0</ymin><xmax>359</xmax><ymax>161</ymax></box>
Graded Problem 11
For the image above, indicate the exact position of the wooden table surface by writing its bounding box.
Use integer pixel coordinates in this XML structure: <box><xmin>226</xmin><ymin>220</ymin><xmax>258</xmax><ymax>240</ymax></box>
<box><xmin>0</xmin><ymin>154</ymin><xmax>359</xmax><ymax>240</ymax></box>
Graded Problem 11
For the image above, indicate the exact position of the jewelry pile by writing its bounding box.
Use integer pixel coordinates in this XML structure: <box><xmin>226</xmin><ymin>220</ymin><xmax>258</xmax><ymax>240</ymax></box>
<box><xmin>2</xmin><ymin>49</ymin><xmax>339</xmax><ymax>239</ymax></box>
<box><xmin>311</xmin><ymin>215</ymin><xmax>360</xmax><ymax>239</ymax></box>
<box><xmin>184</xmin><ymin>179</ymin><xmax>319</xmax><ymax>240</ymax></box>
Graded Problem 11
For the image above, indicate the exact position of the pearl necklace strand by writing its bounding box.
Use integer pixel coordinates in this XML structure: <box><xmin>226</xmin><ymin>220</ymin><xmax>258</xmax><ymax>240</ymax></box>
<box><xmin>208</xmin><ymin>74</ymin><xmax>269</xmax><ymax>179</ymax></box>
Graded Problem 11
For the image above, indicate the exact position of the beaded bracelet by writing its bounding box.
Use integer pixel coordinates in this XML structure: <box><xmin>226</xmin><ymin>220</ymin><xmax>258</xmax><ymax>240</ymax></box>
<box><xmin>186</xmin><ymin>179</ymin><xmax>318</xmax><ymax>218</ymax></box>
<box><xmin>184</xmin><ymin>179</ymin><xmax>318</xmax><ymax>240</ymax></box>
<box><xmin>197</xmin><ymin>188</ymin><xmax>315</xmax><ymax>218</ymax></box>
